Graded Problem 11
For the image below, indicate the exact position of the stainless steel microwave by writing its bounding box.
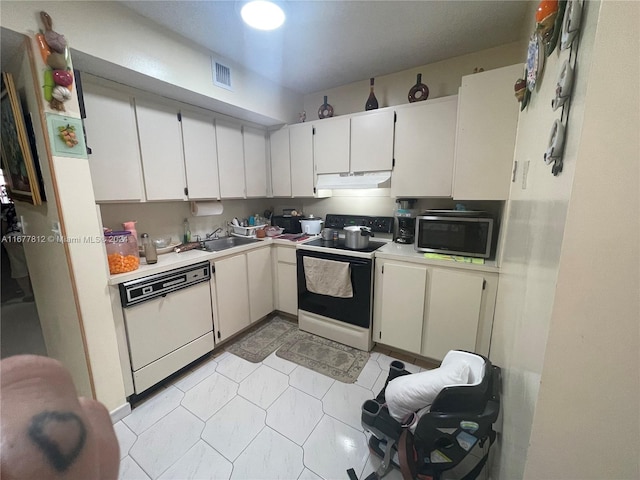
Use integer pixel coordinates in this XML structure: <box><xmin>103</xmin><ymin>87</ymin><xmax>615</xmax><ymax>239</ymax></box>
<box><xmin>415</xmin><ymin>213</ymin><xmax>494</xmax><ymax>258</ymax></box>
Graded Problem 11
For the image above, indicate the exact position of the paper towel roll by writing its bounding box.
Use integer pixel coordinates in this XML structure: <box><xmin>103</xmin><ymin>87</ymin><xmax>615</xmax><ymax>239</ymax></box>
<box><xmin>190</xmin><ymin>201</ymin><xmax>224</xmax><ymax>216</ymax></box>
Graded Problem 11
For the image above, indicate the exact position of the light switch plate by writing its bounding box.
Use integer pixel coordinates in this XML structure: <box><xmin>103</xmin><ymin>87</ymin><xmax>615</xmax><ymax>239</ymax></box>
<box><xmin>522</xmin><ymin>161</ymin><xmax>530</xmax><ymax>190</ymax></box>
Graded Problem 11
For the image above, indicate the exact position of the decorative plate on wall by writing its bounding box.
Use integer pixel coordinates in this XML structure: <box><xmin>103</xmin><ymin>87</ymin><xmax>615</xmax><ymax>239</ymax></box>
<box><xmin>561</xmin><ymin>0</ymin><xmax>582</xmax><ymax>50</ymax></box>
<box><xmin>526</xmin><ymin>33</ymin><xmax>545</xmax><ymax>92</ymax></box>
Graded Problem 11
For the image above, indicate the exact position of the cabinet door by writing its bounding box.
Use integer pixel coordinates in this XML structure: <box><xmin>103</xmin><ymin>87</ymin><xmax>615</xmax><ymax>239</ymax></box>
<box><xmin>350</xmin><ymin>110</ymin><xmax>394</xmax><ymax>172</ymax></box>
<box><xmin>247</xmin><ymin>247</ymin><xmax>273</xmax><ymax>322</ymax></box>
<box><xmin>313</xmin><ymin>116</ymin><xmax>350</xmax><ymax>174</ymax></box>
<box><xmin>181</xmin><ymin>110</ymin><xmax>220</xmax><ymax>200</ymax></box>
<box><xmin>422</xmin><ymin>268</ymin><xmax>483</xmax><ymax>361</ymax></box>
<box><xmin>289</xmin><ymin>123</ymin><xmax>315</xmax><ymax>197</ymax></box>
<box><xmin>135</xmin><ymin>98</ymin><xmax>186</xmax><ymax>201</ymax></box>
<box><xmin>270</xmin><ymin>127</ymin><xmax>292</xmax><ymax>197</ymax></box>
<box><xmin>83</xmin><ymin>83</ymin><xmax>144</xmax><ymax>202</ymax></box>
<box><xmin>377</xmin><ymin>261</ymin><xmax>427</xmax><ymax>354</ymax></box>
<box><xmin>214</xmin><ymin>255</ymin><xmax>250</xmax><ymax>341</ymax></box>
<box><xmin>391</xmin><ymin>97</ymin><xmax>457</xmax><ymax>197</ymax></box>
<box><xmin>453</xmin><ymin>64</ymin><xmax>521</xmax><ymax>200</ymax></box>
<box><xmin>243</xmin><ymin>126</ymin><xmax>268</xmax><ymax>197</ymax></box>
<box><xmin>277</xmin><ymin>262</ymin><xmax>297</xmax><ymax>316</ymax></box>
<box><xmin>216</xmin><ymin>119</ymin><xmax>246</xmax><ymax>198</ymax></box>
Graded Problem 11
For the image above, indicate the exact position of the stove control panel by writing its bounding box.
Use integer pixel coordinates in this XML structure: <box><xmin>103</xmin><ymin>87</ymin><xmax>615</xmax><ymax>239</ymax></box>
<box><xmin>325</xmin><ymin>214</ymin><xmax>394</xmax><ymax>233</ymax></box>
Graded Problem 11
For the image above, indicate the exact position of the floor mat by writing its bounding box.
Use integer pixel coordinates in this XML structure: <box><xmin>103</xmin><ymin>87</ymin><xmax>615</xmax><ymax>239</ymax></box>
<box><xmin>276</xmin><ymin>330</ymin><xmax>369</xmax><ymax>383</ymax></box>
<box><xmin>225</xmin><ymin>316</ymin><xmax>298</xmax><ymax>363</ymax></box>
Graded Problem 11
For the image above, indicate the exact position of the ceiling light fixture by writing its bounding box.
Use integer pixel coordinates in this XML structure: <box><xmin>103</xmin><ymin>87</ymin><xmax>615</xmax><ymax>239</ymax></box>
<box><xmin>241</xmin><ymin>0</ymin><xmax>285</xmax><ymax>30</ymax></box>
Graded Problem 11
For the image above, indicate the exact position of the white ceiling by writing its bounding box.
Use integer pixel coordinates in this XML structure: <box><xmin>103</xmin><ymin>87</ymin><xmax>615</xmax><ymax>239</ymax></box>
<box><xmin>119</xmin><ymin>0</ymin><xmax>531</xmax><ymax>95</ymax></box>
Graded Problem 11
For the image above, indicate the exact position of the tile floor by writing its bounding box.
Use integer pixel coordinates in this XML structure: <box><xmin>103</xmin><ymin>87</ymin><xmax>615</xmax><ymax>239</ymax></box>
<box><xmin>116</xmin><ymin>347</ymin><xmax>428</xmax><ymax>480</ymax></box>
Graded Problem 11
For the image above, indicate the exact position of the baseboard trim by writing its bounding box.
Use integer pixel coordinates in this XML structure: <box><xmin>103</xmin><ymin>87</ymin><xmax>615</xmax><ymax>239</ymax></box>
<box><xmin>110</xmin><ymin>402</ymin><xmax>131</xmax><ymax>423</ymax></box>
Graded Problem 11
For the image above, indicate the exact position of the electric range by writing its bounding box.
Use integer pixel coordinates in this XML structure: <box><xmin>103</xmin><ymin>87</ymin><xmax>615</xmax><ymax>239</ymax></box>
<box><xmin>296</xmin><ymin>214</ymin><xmax>393</xmax><ymax>351</ymax></box>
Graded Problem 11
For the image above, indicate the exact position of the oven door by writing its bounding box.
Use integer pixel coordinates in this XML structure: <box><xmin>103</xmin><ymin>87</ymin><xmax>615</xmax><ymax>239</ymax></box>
<box><xmin>296</xmin><ymin>249</ymin><xmax>372</xmax><ymax>329</ymax></box>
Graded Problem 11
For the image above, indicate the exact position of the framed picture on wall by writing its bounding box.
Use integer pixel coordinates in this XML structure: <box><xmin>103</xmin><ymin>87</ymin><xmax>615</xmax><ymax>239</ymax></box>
<box><xmin>1</xmin><ymin>71</ymin><xmax>43</xmax><ymax>205</ymax></box>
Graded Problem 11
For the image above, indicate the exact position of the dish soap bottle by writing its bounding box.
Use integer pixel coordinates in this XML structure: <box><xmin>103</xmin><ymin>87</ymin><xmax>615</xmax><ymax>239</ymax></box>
<box><xmin>183</xmin><ymin>218</ymin><xmax>191</xmax><ymax>243</ymax></box>
<box><xmin>140</xmin><ymin>233</ymin><xmax>157</xmax><ymax>264</ymax></box>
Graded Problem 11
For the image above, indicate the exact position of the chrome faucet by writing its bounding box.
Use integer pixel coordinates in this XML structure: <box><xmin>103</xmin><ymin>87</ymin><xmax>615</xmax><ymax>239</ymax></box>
<box><xmin>205</xmin><ymin>227</ymin><xmax>223</xmax><ymax>240</ymax></box>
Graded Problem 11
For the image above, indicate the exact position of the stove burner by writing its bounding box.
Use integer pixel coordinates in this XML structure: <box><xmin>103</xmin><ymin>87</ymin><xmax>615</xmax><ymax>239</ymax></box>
<box><xmin>304</xmin><ymin>238</ymin><xmax>386</xmax><ymax>253</ymax></box>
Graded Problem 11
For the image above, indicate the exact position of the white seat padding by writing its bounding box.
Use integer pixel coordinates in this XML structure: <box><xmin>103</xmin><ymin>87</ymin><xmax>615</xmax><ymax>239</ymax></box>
<box><xmin>385</xmin><ymin>351</ymin><xmax>472</xmax><ymax>423</ymax></box>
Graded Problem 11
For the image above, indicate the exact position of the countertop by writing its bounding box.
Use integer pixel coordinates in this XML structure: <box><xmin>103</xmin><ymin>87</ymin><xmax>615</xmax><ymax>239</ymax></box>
<box><xmin>108</xmin><ymin>235</ymin><xmax>319</xmax><ymax>285</ymax></box>
<box><xmin>109</xmin><ymin>235</ymin><xmax>498</xmax><ymax>284</ymax></box>
<box><xmin>375</xmin><ymin>242</ymin><xmax>500</xmax><ymax>273</ymax></box>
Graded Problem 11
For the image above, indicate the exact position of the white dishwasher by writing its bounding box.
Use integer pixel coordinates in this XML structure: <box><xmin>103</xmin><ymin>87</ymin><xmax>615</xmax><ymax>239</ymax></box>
<box><xmin>119</xmin><ymin>261</ymin><xmax>214</xmax><ymax>394</ymax></box>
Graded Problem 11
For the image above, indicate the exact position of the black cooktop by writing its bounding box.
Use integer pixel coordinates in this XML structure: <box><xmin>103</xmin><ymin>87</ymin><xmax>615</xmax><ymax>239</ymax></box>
<box><xmin>304</xmin><ymin>238</ymin><xmax>387</xmax><ymax>253</ymax></box>
<box><xmin>324</xmin><ymin>214</ymin><xmax>394</xmax><ymax>233</ymax></box>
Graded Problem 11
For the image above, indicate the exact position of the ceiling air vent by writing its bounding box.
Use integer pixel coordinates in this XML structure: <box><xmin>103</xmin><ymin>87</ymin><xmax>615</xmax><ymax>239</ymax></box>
<box><xmin>212</xmin><ymin>59</ymin><xmax>232</xmax><ymax>90</ymax></box>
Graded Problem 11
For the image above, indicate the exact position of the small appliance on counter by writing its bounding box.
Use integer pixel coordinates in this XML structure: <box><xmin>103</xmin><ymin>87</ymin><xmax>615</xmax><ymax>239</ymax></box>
<box><xmin>393</xmin><ymin>198</ymin><xmax>417</xmax><ymax>244</ymax></box>
<box><xmin>299</xmin><ymin>215</ymin><xmax>324</xmax><ymax>235</ymax></box>
<box><xmin>415</xmin><ymin>210</ymin><xmax>494</xmax><ymax>258</ymax></box>
<box><xmin>271</xmin><ymin>215</ymin><xmax>302</xmax><ymax>234</ymax></box>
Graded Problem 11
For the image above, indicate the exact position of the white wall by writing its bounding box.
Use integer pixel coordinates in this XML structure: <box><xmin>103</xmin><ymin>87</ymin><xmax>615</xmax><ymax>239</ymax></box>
<box><xmin>303</xmin><ymin>41</ymin><xmax>526</xmax><ymax>119</ymax></box>
<box><xmin>523</xmin><ymin>1</ymin><xmax>639</xmax><ymax>477</ymax></box>
<box><xmin>0</xmin><ymin>1</ymin><xmax>303</xmax><ymax>126</ymax></box>
<box><xmin>99</xmin><ymin>199</ymin><xmax>273</xmax><ymax>244</ymax></box>
<box><xmin>7</xmin><ymin>41</ymin><xmax>93</xmax><ymax>398</ymax></box>
<box><xmin>491</xmin><ymin>1</ymin><xmax>640</xmax><ymax>478</ymax></box>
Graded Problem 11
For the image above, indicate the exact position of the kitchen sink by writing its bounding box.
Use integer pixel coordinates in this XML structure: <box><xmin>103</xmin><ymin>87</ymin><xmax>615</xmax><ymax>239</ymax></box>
<box><xmin>200</xmin><ymin>236</ymin><xmax>261</xmax><ymax>252</ymax></box>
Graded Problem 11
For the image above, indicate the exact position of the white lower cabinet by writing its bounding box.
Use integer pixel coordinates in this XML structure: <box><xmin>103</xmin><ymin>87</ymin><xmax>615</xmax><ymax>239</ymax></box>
<box><xmin>373</xmin><ymin>259</ymin><xmax>498</xmax><ymax>361</ymax></box>
<box><xmin>211</xmin><ymin>254</ymin><xmax>250</xmax><ymax>342</ymax></box>
<box><xmin>247</xmin><ymin>247</ymin><xmax>273</xmax><ymax>322</ymax></box>
<box><xmin>422</xmin><ymin>269</ymin><xmax>484</xmax><ymax>360</ymax></box>
<box><xmin>273</xmin><ymin>245</ymin><xmax>298</xmax><ymax>315</ymax></box>
<box><xmin>375</xmin><ymin>261</ymin><xmax>427</xmax><ymax>354</ymax></box>
<box><xmin>211</xmin><ymin>247</ymin><xmax>275</xmax><ymax>342</ymax></box>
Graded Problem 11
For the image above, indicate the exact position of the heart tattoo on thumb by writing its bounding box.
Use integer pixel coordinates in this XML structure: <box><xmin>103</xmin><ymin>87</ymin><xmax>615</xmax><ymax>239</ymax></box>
<box><xmin>28</xmin><ymin>411</ymin><xmax>87</xmax><ymax>472</ymax></box>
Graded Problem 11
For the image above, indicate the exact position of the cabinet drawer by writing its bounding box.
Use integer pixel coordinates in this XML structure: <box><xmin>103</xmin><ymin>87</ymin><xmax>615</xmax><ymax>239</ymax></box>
<box><xmin>277</xmin><ymin>247</ymin><xmax>297</xmax><ymax>264</ymax></box>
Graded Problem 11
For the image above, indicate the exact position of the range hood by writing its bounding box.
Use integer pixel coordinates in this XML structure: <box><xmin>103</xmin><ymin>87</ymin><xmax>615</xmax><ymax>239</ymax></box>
<box><xmin>316</xmin><ymin>172</ymin><xmax>391</xmax><ymax>189</ymax></box>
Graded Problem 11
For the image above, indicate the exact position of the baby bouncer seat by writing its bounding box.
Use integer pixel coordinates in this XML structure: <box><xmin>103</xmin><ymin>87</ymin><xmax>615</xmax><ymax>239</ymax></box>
<box><xmin>358</xmin><ymin>350</ymin><xmax>501</xmax><ymax>480</ymax></box>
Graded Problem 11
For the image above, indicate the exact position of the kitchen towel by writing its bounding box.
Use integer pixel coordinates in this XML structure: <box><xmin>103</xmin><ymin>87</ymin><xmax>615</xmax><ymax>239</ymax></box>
<box><xmin>190</xmin><ymin>201</ymin><xmax>223</xmax><ymax>216</ymax></box>
<box><xmin>303</xmin><ymin>256</ymin><xmax>353</xmax><ymax>298</ymax></box>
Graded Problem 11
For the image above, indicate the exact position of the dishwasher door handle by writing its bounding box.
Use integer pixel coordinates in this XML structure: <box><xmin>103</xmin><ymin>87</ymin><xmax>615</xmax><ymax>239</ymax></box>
<box><xmin>162</xmin><ymin>278</ymin><xmax>186</xmax><ymax>288</ymax></box>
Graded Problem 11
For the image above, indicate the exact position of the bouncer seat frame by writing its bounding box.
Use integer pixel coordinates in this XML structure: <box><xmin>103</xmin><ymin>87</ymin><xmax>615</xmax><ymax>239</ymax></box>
<box><xmin>359</xmin><ymin>350</ymin><xmax>501</xmax><ymax>480</ymax></box>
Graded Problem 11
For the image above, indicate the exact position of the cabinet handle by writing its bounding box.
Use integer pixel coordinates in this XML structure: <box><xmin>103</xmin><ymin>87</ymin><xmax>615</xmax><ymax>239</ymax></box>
<box><xmin>512</xmin><ymin>161</ymin><xmax>518</xmax><ymax>182</ymax></box>
<box><xmin>217</xmin><ymin>331</ymin><xmax>221</xmax><ymax>339</ymax></box>
<box><xmin>379</xmin><ymin>331</ymin><xmax>382</xmax><ymax>339</ymax></box>
<box><xmin>184</xmin><ymin>187</ymin><xmax>189</xmax><ymax>196</ymax></box>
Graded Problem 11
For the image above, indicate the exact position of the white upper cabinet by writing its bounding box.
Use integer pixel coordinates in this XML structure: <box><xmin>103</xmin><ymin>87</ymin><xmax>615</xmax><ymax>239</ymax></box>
<box><xmin>313</xmin><ymin>116</ymin><xmax>351</xmax><ymax>174</ymax></box>
<box><xmin>453</xmin><ymin>64</ymin><xmax>521</xmax><ymax>200</ymax></box>
<box><xmin>180</xmin><ymin>110</ymin><xmax>220</xmax><ymax>200</ymax></box>
<box><xmin>269</xmin><ymin>127</ymin><xmax>292</xmax><ymax>197</ymax></box>
<box><xmin>243</xmin><ymin>126</ymin><xmax>268</xmax><ymax>198</ymax></box>
<box><xmin>391</xmin><ymin>96</ymin><xmax>458</xmax><ymax>198</ymax></box>
<box><xmin>289</xmin><ymin>123</ymin><xmax>315</xmax><ymax>197</ymax></box>
<box><xmin>82</xmin><ymin>81</ymin><xmax>144</xmax><ymax>202</ymax></box>
<box><xmin>350</xmin><ymin>110</ymin><xmax>395</xmax><ymax>172</ymax></box>
<box><xmin>216</xmin><ymin>119</ymin><xmax>246</xmax><ymax>198</ymax></box>
<box><xmin>135</xmin><ymin>98</ymin><xmax>186</xmax><ymax>201</ymax></box>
